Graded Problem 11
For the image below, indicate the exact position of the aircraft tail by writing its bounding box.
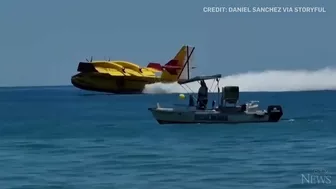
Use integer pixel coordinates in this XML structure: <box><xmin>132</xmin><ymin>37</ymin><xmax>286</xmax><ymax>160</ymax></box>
<box><xmin>146</xmin><ymin>45</ymin><xmax>195</xmax><ymax>83</ymax></box>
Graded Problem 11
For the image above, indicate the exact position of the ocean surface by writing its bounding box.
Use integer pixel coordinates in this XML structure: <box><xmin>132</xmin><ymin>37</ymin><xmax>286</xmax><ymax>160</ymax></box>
<box><xmin>0</xmin><ymin>86</ymin><xmax>335</xmax><ymax>189</ymax></box>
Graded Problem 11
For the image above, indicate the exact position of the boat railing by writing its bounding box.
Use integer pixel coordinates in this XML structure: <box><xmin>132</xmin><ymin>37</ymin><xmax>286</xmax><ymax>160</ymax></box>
<box><xmin>248</xmin><ymin>100</ymin><xmax>260</xmax><ymax>104</ymax></box>
<box><xmin>245</xmin><ymin>100</ymin><xmax>260</xmax><ymax>112</ymax></box>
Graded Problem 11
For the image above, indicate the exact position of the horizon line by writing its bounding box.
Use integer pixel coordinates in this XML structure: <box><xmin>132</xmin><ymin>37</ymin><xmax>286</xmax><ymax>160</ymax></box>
<box><xmin>0</xmin><ymin>85</ymin><xmax>335</xmax><ymax>93</ymax></box>
<box><xmin>0</xmin><ymin>84</ymin><xmax>72</xmax><ymax>88</ymax></box>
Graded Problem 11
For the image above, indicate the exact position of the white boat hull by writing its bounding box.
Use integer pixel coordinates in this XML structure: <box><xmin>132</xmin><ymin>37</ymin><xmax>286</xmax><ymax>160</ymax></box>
<box><xmin>148</xmin><ymin>105</ymin><xmax>283</xmax><ymax>124</ymax></box>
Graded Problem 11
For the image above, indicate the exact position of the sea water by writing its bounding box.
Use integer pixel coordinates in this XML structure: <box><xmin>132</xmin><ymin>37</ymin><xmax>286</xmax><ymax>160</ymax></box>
<box><xmin>0</xmin><ymin>86</ymin><xmax>335</xmax><ymax>189</ymax></box>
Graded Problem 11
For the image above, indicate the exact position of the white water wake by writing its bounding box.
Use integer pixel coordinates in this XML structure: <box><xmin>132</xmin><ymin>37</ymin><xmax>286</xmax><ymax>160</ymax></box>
<box><xmin>143</xmin><ymin>67</ymin><xmax>336</xmax><ymax>93</ymax></box>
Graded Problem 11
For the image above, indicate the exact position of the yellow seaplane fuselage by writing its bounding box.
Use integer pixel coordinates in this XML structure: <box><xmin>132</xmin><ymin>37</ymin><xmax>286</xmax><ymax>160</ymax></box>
<box><xmin>71</xmin><ymin>45</ymin><xmax>194</xmax><ymax>94</ymax></box>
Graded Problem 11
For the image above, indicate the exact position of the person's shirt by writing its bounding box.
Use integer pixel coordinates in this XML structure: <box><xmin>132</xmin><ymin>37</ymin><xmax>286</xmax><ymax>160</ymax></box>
<box><xmin>198</xmin><ymin>86</ymin><xmax>208</xmax><ymax>99</ymax></box>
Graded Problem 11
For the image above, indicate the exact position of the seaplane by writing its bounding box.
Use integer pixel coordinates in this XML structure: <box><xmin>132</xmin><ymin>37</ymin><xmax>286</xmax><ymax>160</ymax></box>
<box><xmin>148</xmin><ymin>74</ymin><xmax>284</xmax><ymax>124</ymax></box>
<box><xmin>71</xmin><ymin>45</ymin><xmax>195</xmax><ymax>94</ymax></box>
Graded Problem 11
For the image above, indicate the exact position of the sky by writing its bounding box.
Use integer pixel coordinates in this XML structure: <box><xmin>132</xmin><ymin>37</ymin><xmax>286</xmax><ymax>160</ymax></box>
<box><xmin>0</xmin><ymin>0</ymin><xmax>335</xmax><ymax>87</ymax></box>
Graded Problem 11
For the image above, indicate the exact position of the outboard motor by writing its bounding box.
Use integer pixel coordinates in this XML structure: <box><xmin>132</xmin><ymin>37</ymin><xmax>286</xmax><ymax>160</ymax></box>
<box><xmin>267</xmin><ymin>105</ymin><xmax>283</xmax><ymax>122</ymax></box>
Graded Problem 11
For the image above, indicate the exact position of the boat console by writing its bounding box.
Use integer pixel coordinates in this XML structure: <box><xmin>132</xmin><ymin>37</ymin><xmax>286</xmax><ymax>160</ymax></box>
<box><xmin>217</xmin><ymin>86</ymin><xmax>282</xmax><ymax>118</ymax></box>
<box><xmin>218</xmin><ymin>86</ymin><xmax>241</xmax><ymax>111</ymax></box>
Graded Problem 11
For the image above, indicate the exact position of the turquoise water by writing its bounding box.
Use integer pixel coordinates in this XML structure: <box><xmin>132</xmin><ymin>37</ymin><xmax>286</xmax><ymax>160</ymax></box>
<box><xmin>0</xmin><ymin>86</ymin><xmax>335</xmax><ymax>189</ymax></box>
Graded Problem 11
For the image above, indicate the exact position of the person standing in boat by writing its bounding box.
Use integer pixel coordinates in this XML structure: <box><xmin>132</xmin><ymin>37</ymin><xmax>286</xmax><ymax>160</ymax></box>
<box><xmin>197</xmin><ymin>80</ymin><xmax>208</xmax><ymax>109</ymax></box>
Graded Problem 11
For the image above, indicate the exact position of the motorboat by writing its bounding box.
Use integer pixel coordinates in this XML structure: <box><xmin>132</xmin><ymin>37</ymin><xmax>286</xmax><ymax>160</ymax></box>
<box><xmin>148</xmin><ymin>74</ymin><xmax>283</xmax><ymax>124</ymax></box>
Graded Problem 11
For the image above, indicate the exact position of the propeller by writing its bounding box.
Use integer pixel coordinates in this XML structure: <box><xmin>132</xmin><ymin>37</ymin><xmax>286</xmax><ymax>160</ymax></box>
<box><xmin>103</xmin><ymin>57</ymin><xmax>111</xmax><ymax>61</ymax></box>
<box><xmin>85</xmin><ymin>56</ymin><xmax>93</xmax><ymax>62</ymax></box>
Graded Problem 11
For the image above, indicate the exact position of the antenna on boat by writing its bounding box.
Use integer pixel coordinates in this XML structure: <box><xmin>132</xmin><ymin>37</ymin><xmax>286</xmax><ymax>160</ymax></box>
<box><xmin>177</xmin><ymin>45</ymin><xmax>195</xmax><ymax>80</ymax></box>
<box><xmin>187</xmin><ymin>47</ymin><xmax>190</xmax><ymax>79</ymax></box>
<box><xmin>217</xmin><ymin>78</ymin><xmax>220</xmax><ymax>107</ymax></box>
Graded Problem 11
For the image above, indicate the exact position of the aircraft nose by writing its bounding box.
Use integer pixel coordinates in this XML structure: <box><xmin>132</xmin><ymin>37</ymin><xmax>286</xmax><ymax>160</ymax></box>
<box><xmin>71</xmin><ymin>74</ymin><xmax>83</xmax><ymax>85</ymax></box>
<box><xmin>71</xmin><ymin>75</ymin><xmax>78</xmax><ymax>81</ymax></box>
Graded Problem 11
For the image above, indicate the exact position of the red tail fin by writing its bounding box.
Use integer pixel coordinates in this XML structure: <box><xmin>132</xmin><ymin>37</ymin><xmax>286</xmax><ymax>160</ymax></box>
<box><xmin>147</xmin><ymin>63</ymin><xmax>162</xmax><ymax>71</ymax></box>
<box><xmin>162</xmin><ymin>60</ymin><xmax>180</xmax><ymax>74</ymax></box>
<box><xmin>147</xmin><ymin>60</ymin><xmax>182</xmax><ymax>75</ymax></box>
<box><xmin>165</xmin><ymin>59</ymin><xmax>178</xmax><ymax>66</ymax></box>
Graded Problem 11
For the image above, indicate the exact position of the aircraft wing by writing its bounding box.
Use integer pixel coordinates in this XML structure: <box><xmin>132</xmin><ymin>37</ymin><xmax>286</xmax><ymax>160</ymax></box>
<box><xmin>77</xmin><ymin>61</ymin><xmax>158</xmax><ymax>77</ymax></box>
